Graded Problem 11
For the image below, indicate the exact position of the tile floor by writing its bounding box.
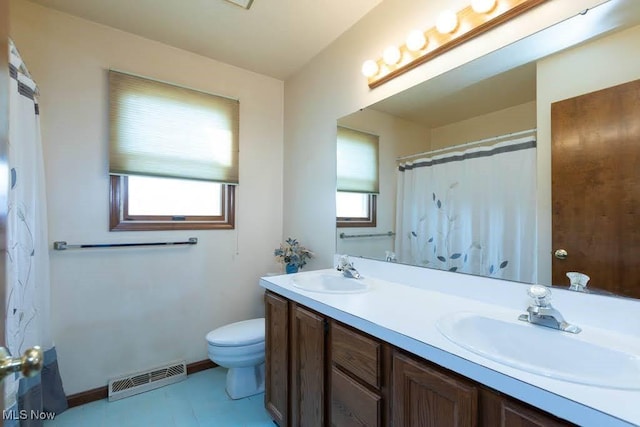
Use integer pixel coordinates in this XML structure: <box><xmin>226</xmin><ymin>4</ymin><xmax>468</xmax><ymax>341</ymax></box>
<box><xmin>45</xmin><ymin>368</ymin><xmax>274</xmax><ymax>427</ymax></box>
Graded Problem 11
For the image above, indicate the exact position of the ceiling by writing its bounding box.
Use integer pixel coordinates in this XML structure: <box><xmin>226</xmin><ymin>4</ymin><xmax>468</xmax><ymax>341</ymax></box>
<box><xmin>27</xmin><ymin>0</ymin><xmax>383</xmax><ymax>80</ymax></box>
<box><xmin>372</xmin><ymin>63</ymin><xmax>537</xmax><ymax>129</ymax></box>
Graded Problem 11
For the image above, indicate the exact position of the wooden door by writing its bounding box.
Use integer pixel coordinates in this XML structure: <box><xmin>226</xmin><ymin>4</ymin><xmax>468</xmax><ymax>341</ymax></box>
<box><xmin>290</xmin><ymin>303</ymin><xmax>326</xmax><ymax>427</ymax></box>
<box><xmin>551</xmin><ymin>79</ymin><xmax>640</xmax><ymax>298</ymax></box>
<box><xmin>264</xmin><ymin>292</ymin><xmax>289</xmax><ymax>426</ymax></box>
<box><xmin>392</xmin><ymin>351</ymin><xmax>477</xmax><ymax>427</ymax></box>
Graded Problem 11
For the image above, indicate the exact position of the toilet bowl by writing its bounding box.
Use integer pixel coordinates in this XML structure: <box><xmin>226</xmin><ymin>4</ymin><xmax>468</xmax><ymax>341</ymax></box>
<box><xmin>206</xmin><ymin>318</ymin><xmax>265</xmax><ymax>399</ymax></box>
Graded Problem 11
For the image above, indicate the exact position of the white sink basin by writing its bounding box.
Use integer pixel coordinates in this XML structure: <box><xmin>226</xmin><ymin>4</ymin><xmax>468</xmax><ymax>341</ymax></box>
<box><xmin>436</xmin><ymin>311</ymin><xmax>640</xmax><ymax>390</ymax></box>
<box><xmin>292</xmin><ymin>272</ymin><xmax>371</xmax><ymax>294</ymax></box>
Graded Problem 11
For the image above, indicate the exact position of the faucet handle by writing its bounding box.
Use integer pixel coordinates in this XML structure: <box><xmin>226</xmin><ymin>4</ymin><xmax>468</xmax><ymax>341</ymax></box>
<box><xmin>566</xmin><ymin>272</ymin><xmax>590</xmax><ymax>291</ymax></box>
<box><xmin>527</xmin><ymin>285</ymin><xmax>553</xmax><ymax>307</ymax></box>
<box><xmin>337</xmin><ymin>255</ymin><xmax>352</xmax><ymax>271</ymax></box>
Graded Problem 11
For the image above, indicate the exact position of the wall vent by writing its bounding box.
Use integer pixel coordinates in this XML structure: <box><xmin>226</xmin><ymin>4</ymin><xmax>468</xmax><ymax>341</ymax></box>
<box><xmin>108</xmin><ymin>360</ymin><xmax>187</xmax><ymax>401</ymax></box>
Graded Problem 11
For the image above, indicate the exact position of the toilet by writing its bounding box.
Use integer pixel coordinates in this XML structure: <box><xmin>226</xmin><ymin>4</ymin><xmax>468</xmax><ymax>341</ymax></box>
<box><xmin>206</xmin><ymin>318</ymin><xmax>265</xmax><ymax>399</ymax></box>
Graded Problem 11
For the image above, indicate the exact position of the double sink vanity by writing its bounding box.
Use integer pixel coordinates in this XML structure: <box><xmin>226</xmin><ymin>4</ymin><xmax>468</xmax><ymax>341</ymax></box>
<box><xmin>260</xmin><ymin>257</ymin><xmax>640</xmax><ymax>426</ymax></box>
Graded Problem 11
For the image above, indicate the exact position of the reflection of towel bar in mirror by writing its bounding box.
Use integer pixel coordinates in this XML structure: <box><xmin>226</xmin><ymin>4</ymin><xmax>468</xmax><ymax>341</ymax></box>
<box><xmin>339</xmin><ymin>232</ymin><xmax>395</xmax><ymax>239</ymax></box>
<box><xmin>53</xmin><ymin>237</ymin><xmax>198</xmax><ymax>250</ymax></box>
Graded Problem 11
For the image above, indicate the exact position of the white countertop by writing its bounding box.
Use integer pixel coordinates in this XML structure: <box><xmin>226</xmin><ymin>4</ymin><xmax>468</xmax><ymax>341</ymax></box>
<box><xmin>260</xmin><ymin>259</ymin><xmax>640</xmax><ymax>427</ymax></box>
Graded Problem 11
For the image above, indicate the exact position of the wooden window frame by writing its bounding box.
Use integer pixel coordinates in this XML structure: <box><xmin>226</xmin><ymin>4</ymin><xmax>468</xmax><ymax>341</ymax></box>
<box><xmin>109</xmin><ymin>175</ymin><xmax>235</xmax><ymax>231</ymax></box>
<box><xmin>336</xmin><ymin>194</ymin><xmax>377</xmax><ymax>228</ymax></box>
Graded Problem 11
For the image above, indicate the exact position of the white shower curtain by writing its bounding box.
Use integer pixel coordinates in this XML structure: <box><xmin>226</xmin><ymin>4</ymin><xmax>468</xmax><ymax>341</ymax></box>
<box><xmin>5</xmin><ymin>40</ymin><xmax>67</xmax><ymax>426</ymax></box>
<box><xmin>395</xmin><ymin>135</ymin><xmax>537</xmax><ymax>283</ymax></box>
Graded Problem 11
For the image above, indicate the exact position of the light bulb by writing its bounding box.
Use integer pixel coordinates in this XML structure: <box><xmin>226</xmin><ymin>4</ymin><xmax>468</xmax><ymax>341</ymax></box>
<box><xmin>436</xmin><ymin>10</ymin><xmax>459</xmax><ymax>34</ymax></box>
<box><xmin>406</xmin><ymin>29</ymin><xmax>427</xmax><ymax>52</ymax></box>
<box><xmin>471</xmin><ymin>0</ymin><xmax>496</xmax><ymax>14</ymax></box>
<box><xmin>361</xmin><ymin>60</ymin><xmax>379</xmax><ymax>78</ymax></box>
<box><xmin>382</xmin><ymin>46</ymin><xmax>402</xmax><ymax>65</ymax></box>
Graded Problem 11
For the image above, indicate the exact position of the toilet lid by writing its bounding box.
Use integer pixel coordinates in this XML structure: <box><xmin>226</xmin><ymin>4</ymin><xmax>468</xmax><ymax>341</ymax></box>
<box><xmin>206</xmin><ymin>318</ymin><xmax>265</xmax><ymax>346</ymax></box>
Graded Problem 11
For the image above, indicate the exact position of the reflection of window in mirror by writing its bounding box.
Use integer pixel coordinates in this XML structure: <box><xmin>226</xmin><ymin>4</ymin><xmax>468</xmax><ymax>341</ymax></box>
<box><xmin>336</xmin><ymin>192</ymin><xmax>376</xmax><ymax>227</ymax></box>
<box><xmin>336</xmin><ymin>126</ymin><xmax>379</xmax><ymax>227</ymax></box>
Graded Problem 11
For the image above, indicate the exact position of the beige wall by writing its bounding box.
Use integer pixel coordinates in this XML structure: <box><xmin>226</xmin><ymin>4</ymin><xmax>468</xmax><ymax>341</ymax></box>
<box><xmin>536</xmin><ymin>24</ymin><xmax>640</xmax><ymax>284</ymax></box>
<box><xmin>283</xmin><ymin>0</ymin><xmax>606</xmax><ymax>270</ymax></box>
<box><xmin>430</xmin><ymin>101</ymin><xmax>536</xmax><ymax>150</ymax></box>
<box><xmin>10</xmin><ymin>0</ymin><xmax>284</xmax><ymax>394</ymax></box>
<box><xmin>337</xmin><ymin>109</ymin><xmax>429</xmax><ymax>259</ymax></box>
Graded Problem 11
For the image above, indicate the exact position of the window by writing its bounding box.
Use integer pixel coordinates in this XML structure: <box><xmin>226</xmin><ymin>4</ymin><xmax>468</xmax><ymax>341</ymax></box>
<box><xmin>108</xmin><ymin>71</ymin><xmax>238</xmax><ymax>231</ymax></box>
<box><xmin>336</xmin><ymin>126</ymin><xmax>379</xmax><ymax>228</ymax></box>
<box><xmin>336</xmin><ymin>192</ymin><xmax>377</xmax><ymax>227</ymax></box>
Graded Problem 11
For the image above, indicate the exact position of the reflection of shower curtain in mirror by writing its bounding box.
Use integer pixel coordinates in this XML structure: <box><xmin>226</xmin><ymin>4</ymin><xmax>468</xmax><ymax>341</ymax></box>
<box><xmin>395</xmin><ymin>136</ymin><xmax>537</xmax><ymax>283</ymax></box>
<box><xmin>6</xmin><ymin>40</ymin><xmax>68</xmax><ymax>425</ymax></box>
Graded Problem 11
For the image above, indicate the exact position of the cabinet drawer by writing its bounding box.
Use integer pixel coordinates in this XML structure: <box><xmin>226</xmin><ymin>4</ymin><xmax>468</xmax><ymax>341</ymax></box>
<box><xmin>331</xmin><ymin>366</ymin><xmax>381</xmax><ymax>427</ymax></box>
<box><xmin>331</xmin><ymin>321</ymin><xmax>381</xmax><ymax>389</ymax></box>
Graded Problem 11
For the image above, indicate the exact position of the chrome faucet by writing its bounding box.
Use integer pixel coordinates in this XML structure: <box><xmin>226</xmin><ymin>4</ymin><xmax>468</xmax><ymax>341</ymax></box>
<box><xmin>518</xmin><ymin>285</ymin><xmax>581</xmax><ymax>334</ymax></box>
<box><xmin>336</xmin><ymin>255</ymin><xmax>362</xmax><ymax>279</ymax></box>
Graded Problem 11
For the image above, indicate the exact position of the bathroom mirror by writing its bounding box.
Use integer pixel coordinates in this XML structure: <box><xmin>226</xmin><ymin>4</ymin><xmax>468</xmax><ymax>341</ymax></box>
<box><xmin>336</xmin><ymin>0</ymin><xmax>640</xmax><ymax>299</ymax></box>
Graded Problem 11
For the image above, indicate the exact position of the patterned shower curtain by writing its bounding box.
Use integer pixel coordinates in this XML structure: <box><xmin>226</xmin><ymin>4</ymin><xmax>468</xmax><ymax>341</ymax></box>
<box><xmin>5</xmin><ymin>40</ymin><xmax>67</xmax><ymax>426</ymax></box>
<box><xmin>395</xmin><ymin>134</ymin><xmax>537</xmax><ymax>283</ymax></box>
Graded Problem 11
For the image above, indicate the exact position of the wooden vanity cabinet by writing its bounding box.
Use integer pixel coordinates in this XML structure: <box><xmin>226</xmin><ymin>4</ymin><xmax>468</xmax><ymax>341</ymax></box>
<box><xmin>265</xmin><ymin>291</ymin><xmax>574</xmax><ymax>427</ymax></box>
<box><xmin>391</xmin><ymin>351</ymin><xmax>573</xmax><ymax>427</ymax></box>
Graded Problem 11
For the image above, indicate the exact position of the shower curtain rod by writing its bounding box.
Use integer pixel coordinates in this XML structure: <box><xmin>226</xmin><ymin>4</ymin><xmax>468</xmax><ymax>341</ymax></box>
<box><xmin>53</xmin><ymin>237</ymin><xmax>198</xmax><ymax>250</ymax></box>
<box><xmin>396</xmin><ymin>128</ymin><xmax>537</xmax><ymax>161</ymax></box>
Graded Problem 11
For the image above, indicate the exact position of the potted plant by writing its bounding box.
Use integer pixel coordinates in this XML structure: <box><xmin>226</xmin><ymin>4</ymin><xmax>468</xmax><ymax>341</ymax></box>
<box><xmin>274</xmin><ymin>238</ymin><xmax>313</xmax><ymax>274</ymax></box>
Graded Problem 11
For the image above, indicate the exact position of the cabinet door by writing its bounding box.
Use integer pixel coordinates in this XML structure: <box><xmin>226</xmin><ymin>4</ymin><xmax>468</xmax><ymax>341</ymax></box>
<box><xmin>479</xmin><ymin>388</ymin><xmax>572</xmax><ymax>427</ymax></box>
<box><xmin>291</xmin><ymin>303</ymin><xmax>326</xmax><ymax>427</ymax></box>
<box><xmin>265</xmin><ymin>292</ymin><xmax>289</xmax><ymax>426</ymax></box>
<box><xmin>331</xmin><ymin>366</ymin><xmax>381</xmax><ymax>427</ymax></box>
<box><xmin>392</xmin><ymin>351</ymin><xmax>477</xmax><ymax>427</ymax></box>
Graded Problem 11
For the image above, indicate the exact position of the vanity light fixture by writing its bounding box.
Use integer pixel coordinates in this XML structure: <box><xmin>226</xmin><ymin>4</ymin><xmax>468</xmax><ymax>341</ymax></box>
<box><xmin>406</xmin><ymin>29</ymin><xmax>428</xmax><ymax>52</ymax></box>
<box><xmin>383</xmin><ymin>46</ymin><xmax>402</xmax><ymax>65</ymax></box>
<box><xmin>471</xmin><ymin>0</ymin><xmax>497</xmax><ymax>14</ymax></box>
<box><xmin>436</xmin><ymin>10</ymin><xmax>459</xmax><ymax>34</ymax></box>
<box><xmin>361</xmin><ymin>60</ymin><xmax>379</xmax><ymax>78</ymax></box>
<box><xmin>361</xmin><ymin>0</ymin><xmax>548</xmax><ymax>88</ymax></box>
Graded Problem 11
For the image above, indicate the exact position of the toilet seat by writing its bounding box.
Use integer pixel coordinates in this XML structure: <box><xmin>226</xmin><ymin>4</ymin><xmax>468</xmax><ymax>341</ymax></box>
<box><xmin>206</xmin><ymin>318</ymin><xmax>265</xmax><ymax>347</ymax></box>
